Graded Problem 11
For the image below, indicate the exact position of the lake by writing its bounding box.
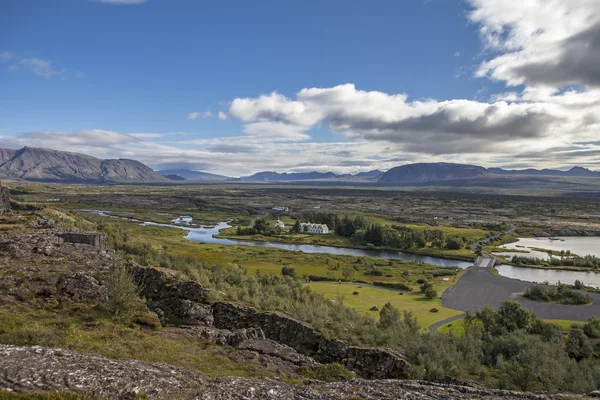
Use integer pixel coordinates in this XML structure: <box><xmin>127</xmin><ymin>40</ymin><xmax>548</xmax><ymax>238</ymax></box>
<box><xmin>494</xmin><ymin>237</ymin><xmax>600</xmax><ymax>287</ymax></box>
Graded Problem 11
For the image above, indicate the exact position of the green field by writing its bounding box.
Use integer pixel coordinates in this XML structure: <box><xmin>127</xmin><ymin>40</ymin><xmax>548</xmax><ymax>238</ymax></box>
<box><xmin>82</xmin><ymin>213</ymin><xmax>465</xmax><ymax>292</ymax></box>
<box><xmin>307</xmin><ymin>282</ymin><xmax>463</xmax><ymax>329</ymax></box>
<box><xmin>437</xmin><ymin>317</ymin><xmax>583</xmax><ymax>336</ymax></box>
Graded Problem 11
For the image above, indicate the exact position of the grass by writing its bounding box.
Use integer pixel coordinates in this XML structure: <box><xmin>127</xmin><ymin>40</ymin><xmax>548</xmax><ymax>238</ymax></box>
<box><xmin>86</xmin><ymin>215</ymin><xmax>466</xmax><ymax>291</ymax></box>
<box><xmin>307</xmin><ymin>282</ymin><xmax>463</xmax><ymax>329</ymax></box>
<box><xmin>437</xmin><ymin>317</ymin><xmax>584</xmax><ymax>336</ymax></box>
<box><xmin>0</xmin><ymin>305</ymin><xmax>287</xmax><ymax>379</ymax></box>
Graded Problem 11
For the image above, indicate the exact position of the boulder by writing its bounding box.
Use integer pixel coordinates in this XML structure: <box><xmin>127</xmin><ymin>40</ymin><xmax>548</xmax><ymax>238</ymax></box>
<box><xmin>56</xmin><ymin>273</ymin><xmax>108</xmax><ymax>303</ymax></box>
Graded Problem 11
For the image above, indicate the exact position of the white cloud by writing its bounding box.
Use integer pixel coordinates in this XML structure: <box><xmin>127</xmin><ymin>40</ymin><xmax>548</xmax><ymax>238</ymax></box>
<box><xmin>468</xmin><ymin>0</ymin><xmax>600</xmax><ymax>88</ymax></box>
<box><xmin>10</xmin><ymin>58</ymin><xmax>64</xmax><ymax>78</ymax></box>
<box><xmin>187</xmin><ymin>111</ymin><xmax>213</xmax><ymax>120</ymax></box>
<box><xmin>218</xmin><ymin>111</ymin><xmax>228</xmax><ymax>120</ymax></box>
<box><xmin>2</xmin><ymin>54</ymin><xmax>74</xmax><ymax>79</ymax></box>
<box><xmin>0</xmin><ymin>52</ymin><xmax>14</xmax><ymax>61</ymax></box>
<box><xmin>454</xmin><ymin>51</ymin><xmax>461</xmax><ymax>57</ymax></box>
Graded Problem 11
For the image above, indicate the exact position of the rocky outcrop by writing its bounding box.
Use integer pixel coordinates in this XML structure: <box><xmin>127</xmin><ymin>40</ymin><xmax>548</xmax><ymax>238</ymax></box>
<box><xmin>0</xmin><ymin>344</ymin><xmax>591</xmax><ymax>400</ymax></box>
<box><xmin>58</xmin><ymin>231</ymin><xmax>107</xmax><ymax>249</ymax></box>
<box><xmin>132</xmin><ymin>266</ymin><xmax>212</xmax><ymax>326</ymax></box>
<box><xmin>212</xmin><ymin>301</ymin><xmax>410</xmax><ymax>379</ymax></box>
<box><xmin>56</xmin><ymin>273</ymin><xmax>108</xmax><ymax>302</ymax></box>
<box><xmin>131</xmin><ymin>266</ymin><xmax>409</xmax><ymax>379</ymax></box>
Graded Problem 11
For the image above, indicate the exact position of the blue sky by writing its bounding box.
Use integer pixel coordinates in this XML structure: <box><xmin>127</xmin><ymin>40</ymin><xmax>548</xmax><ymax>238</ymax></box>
<box><xmin>1</xmin><ymin>0</ymin><xmax>599</xmax><ymax>176</ymax></box>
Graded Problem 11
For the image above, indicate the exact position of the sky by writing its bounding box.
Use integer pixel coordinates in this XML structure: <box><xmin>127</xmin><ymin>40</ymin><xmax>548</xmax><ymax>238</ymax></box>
<box><xmin>1</xmin><ymin>0</ymin><xmax>600</xmax><ymax>176</ymax></box>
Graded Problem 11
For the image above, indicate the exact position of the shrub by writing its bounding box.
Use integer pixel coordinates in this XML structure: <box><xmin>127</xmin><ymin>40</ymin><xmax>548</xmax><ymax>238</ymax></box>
<box><xmin>372</xmin><ymin>281</ymin><xmax>411</xmax><ymax>291</ymax></box>
<box><xmin>583</xmin><ymin>317</ymin><xmax>600</xmax><ymax>338</ymax></box>
<box><xmin>308</xmin><ymin>275</ymin><xmax>337</xmax><ymax>282</ymax></box>
<box><xmin>378</xmin><ymin>302</ymin><xmax>401</xmax><ymax>329</ymax></box>
<box><xmin>423</xmin><ymin>287</ymin><xmax>438</xmax><ymax>299</ymax></box>
<box><xmin>104</xmin><ymin>263</ymin><xmax>144</xmax><ymax>324</ymax></box>
<box><xmin>281</xmin><ymin>266</ymin><xmax>296</xmax><ymax>277</ymax></box>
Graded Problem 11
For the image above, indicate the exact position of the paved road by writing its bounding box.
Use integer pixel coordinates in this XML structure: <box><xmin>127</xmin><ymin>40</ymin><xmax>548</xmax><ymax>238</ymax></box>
<box><xmin>442</xmin><ymin>266</ymin><xmax>600</xmax><ymax>321</ymax></box>
<box><xmin>428</xmin><ymin>313</ymin><xmax>466</xmax><ymax>333</ymax></box>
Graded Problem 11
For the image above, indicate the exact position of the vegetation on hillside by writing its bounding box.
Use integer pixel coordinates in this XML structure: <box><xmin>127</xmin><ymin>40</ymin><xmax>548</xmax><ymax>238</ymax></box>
<box><xmin>98</xmin><ymin>220</ymin><xmax>600</xmax><ymax>393</ymax></box>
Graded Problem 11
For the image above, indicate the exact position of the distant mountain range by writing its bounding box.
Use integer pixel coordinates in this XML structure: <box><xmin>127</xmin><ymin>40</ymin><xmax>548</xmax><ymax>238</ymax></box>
<box><xmin>235</xmin><ymin>170</ymin><xmax>384</xmax><ymax>182</ymax></box>
<box><xmin>0</xmin><ymin>147</ymin><xmax>167</xmax><ymax>183</ymax></box>
<box><xmin>157</xmin><ymin>169</ymin><xmax>229</xmax><ymax>182</ymax></box>
<box><xmin>378</xmin><ymin>163</ymin><xmax>600</xmax><ymax>184</ymax></box>
<box><xmin>1</xmin><ymin>146</ymin><xmax>598</xmax><ymax>186</ymax></box>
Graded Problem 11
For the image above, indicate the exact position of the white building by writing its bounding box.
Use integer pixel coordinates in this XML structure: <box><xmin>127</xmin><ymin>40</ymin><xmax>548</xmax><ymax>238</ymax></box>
<box><xmin>272</xmin><ymin>206</ymin><xmax>289</xmax><ymax>212</ymax></box>
<box><xmin>300</xmin><ymin>222</ymin><xmax>329</xmax><ymax>234</ymax></box>
<box><xmin>275</xmin><ymin>219</ymin><xmax>285</xmax><ymax>229</ymax></box>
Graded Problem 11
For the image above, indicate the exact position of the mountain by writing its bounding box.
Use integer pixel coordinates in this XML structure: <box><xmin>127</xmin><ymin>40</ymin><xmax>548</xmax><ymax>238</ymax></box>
<box><xmin>488</xmin><ymin>166</ymin><xmax>600</xmax><ymax>178</ymax></box>
<box><xmin>378</xmin><ymin>163</ymin><xmax>489</xmax><ymax>183</ymax></box>
<box><xmin>157</xmin><ymin>169</ymin><xmax>229</xmax><ymax>182</ymax></box>
<box><xmin>238</xmin><ymin>171</ymin><xmax>339</xmax><ymax>182</ymax></box>
<box><xmin>0</xmin><ymin>149</ymin><xmax>16</xmax><ymax>164</ymax></box>
<box><xmin>0</xmin><ymin>147</ymin><xmax>167</xmax><ymax>183</ymax></box>
<box><xmin>354</xmin><ymin>169</ymin><xmax>383</xmax><ymax>179</ymax></box>
<box><xmin>237</xmin><ymin>170</ymin><xmax>384</xmax><ymax>182</ymax></box>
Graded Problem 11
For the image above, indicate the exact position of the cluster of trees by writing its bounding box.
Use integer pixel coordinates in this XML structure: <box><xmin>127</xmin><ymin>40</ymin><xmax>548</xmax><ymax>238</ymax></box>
<box><xmin>299</xmin><ymin>212</ymin><xmax>468</xmax><ymax>250</ymax></box>
<box><xmin>524</xmin><ymin>284</ymin><xmax>592</xmax><ymax>305</ymax></box>
<box><xmin>236</xmin><ymin>217</ymin><xmax>282</xmax><ymax>236</ymax></box>
<box><xmin>100</xmin><ymin>221</ymin><xmax>600</xmax><ymax>393</ymax></box>
<box><xmin>512</xmin><ymin>254</ymin><xmax>600</xmax><ymax>269</ymax></box>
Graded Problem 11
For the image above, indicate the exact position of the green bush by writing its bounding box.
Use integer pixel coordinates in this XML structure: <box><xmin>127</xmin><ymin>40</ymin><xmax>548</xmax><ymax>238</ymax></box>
<box><xmin>372</xmin><ymin>281</ymin><xmax>411</xmax><ymax>291</ymax></box>
<box><xmin>104</xmin><ymin>263</ymin><xmax>144</xmax><ymax>324</ymax></box>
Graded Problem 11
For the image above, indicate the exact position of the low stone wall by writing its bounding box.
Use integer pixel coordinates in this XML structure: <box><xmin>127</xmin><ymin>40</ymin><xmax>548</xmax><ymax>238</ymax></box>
<box><xmin>58</xmin><ymin>232</ymin><xmax>107</xmax><ymax>250</ymax></box>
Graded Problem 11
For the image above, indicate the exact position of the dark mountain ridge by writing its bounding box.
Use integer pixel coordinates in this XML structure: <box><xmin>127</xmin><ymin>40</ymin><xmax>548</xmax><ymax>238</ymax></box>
<box><xmin>0</xmin><ymin>147</ymin><xmax>167</xmax><ymax>183</ymax></box>
<box><xmin>157</xmin><ymin>169</ymin><xmax>229</xmax><ymax>182</ymax></box>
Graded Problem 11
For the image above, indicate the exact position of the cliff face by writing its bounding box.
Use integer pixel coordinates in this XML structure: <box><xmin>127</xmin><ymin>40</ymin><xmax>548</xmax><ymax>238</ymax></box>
<box><xmin>132</xmin><ymin>265</ymin><xmax>409</xmax><ymax>379</ymax></box>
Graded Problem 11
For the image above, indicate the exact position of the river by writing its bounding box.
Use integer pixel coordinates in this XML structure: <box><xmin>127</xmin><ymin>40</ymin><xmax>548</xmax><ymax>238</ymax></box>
<box><xmin>82</xmin><ymin>210</ymin><xmax>600</xmax><ymax>286</ymax></box>
<box><xmin>81</xmin><ymin>210</ymin><xmax>472</xmax><ymax>268</ymax></box>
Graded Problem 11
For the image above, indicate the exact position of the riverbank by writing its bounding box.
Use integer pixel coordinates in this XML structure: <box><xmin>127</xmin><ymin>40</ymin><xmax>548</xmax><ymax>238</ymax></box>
<box><xmin>216</xmin><ymin>229</ymin><xmax>477</xmax><ymax>262</ymax></box>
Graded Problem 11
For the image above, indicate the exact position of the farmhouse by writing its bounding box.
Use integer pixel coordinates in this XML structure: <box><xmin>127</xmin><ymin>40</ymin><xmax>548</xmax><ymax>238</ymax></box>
<box><xmin>275</xmin><ymin>219</ymin><xmax>285</xmax><ymax>229</ymax></box>
<box><xmin>300</xmin><ymin>222</ymin><xmax>329</xmax><ymax>234</ymax></box>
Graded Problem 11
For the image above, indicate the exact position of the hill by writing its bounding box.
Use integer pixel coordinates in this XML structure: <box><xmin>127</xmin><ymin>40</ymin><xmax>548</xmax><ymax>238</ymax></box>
<box><xmin>378</xmin><ymin>163</ymin><xmax>489</xmax><ymax>183</ymax></box>
<box><xmin>0</xmin><ymin>147</ymin><xmax>167</xmax><ymax>183</ymax></box>
<box><xmin>157</xmin><ymin>169</ymin><xmax>229</xmax><ymax>181</ymax></box>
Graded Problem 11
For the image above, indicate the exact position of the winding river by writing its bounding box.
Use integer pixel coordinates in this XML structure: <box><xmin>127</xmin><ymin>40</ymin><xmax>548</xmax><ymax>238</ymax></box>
<box><xmin>81</xmin><ymin>210</ymin><xmax>471</xmax><ymax>268</ymax></box>
<box><xmin>82</xmin><ymin>210</ymin><xmax>600</xmax><ymax>286</ymax></box>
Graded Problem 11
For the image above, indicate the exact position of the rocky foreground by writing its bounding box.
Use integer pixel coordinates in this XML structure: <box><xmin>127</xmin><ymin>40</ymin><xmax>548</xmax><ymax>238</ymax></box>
<box><xmin>1</xmin><ymin>344</ymin><xmax>593</xmax><ymax>400</ymax></box>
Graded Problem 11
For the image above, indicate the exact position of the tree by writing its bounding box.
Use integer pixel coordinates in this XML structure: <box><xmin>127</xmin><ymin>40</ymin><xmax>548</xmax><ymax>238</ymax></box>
<box><xmin>378</xmin><ymin>302</ymin><xmax>401</xmax><ymax>329</ymax></box>
<box><xmin>253</xmin><ymin>218</ymin><xmax>269</xmax><ymax>234</ymax></box>
<box><xmin>341</xmin><ymin>265</ymin><xmax>355</xmax><ymax>281</ymax></box>
<box><xmin>424</xmin><ymin>287</ymin><xmax>438</xmax><ymax>299</ymax></box>
<box><xmin>281</xmin><ymin>266</ymin><xmax>296</xmax><ymax>277</ymax></box>
<box><xmin>498</xmin><ymin>301</ymin><xmax>533</xmax><ymax>332</ymax></box>
<box><xmin>566</xmin><ymin>328</ymin><xmax>593</xmax><ymax>360</ymax></box>
<box><xmin>291</xmin><ymin>220</ymin><xmax>301</xmax><ymax>234</ymax></box>
<box><xmin>420</xmin><ymin>280</ymin><xmax>433</xmax><ymax>293</ymax></box>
